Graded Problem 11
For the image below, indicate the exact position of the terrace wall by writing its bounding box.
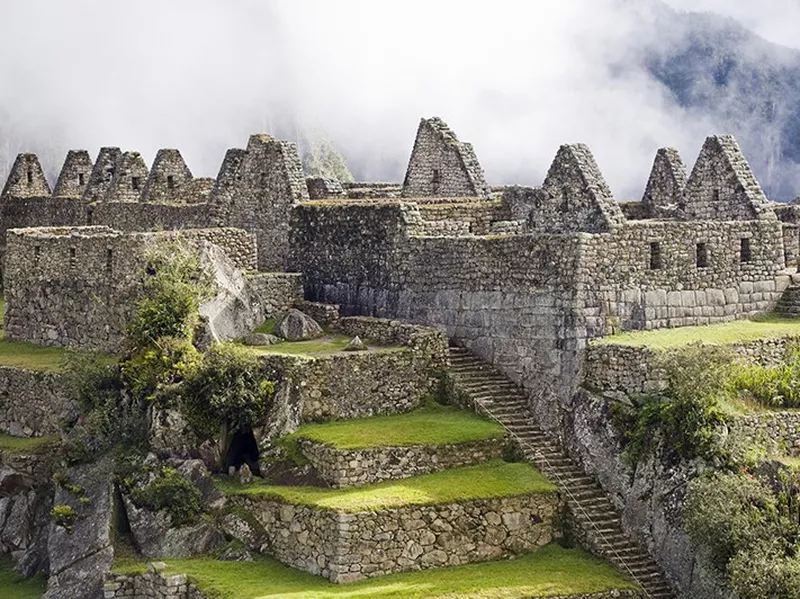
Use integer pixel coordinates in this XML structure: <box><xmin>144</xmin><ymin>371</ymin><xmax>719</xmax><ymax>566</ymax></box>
<box><xmin>0</xmin><ymin>367</ymin><xmax>76</xmax><ymax>436</ymax></box>
<box><xmin>232</xmin><ymin>492</ymin><xmax>559</xmax><ymax>583</ymax></box>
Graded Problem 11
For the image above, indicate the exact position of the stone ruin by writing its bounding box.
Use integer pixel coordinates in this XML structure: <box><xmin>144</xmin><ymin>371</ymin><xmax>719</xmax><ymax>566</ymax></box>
<box><xmin>2</xmin><ymin>115</ymin><xmax>800</xmax><ymax>599</ymax></box>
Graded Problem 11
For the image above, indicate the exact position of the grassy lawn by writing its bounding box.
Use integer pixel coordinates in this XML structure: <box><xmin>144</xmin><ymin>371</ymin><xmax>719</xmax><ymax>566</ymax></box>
<box><xmin>0</xmin><ymin>434</ymin><xmax>59</xmax><ymax>454</ymax></box>
<box><xmin>113</xmin><ymin>543</ymin><xmax>637</xmax><ymax>599</ymax></box>
<box><xmin>220</xmin><ymin>461</ymin><xmax>556</xmax><ymax>511</ymax></box>
<box><xmin>0</xmin><ymin>557</ymin><xmax>45</xmax><ymax>599</ymax></box>
<box><xmin>776</xmin><ymin>456</ymin><xmax>800</xmax><ymax>470</ymax></box>
<box><xmin>0</xmin><ymin>332</ymin><xmax>74</xmax><ymax>372</ymax></box>
<box><xmin>245</xmin><ymin>335</ymin><xmax>402</xmax><ymax>357</ymax></box>
<box><xmin>593</xmin><ymin>314</ymin><xmax>800</xmax><ymax>349</ymax></box>
<box><xmin>283</xmin><ymin>404</ymin><xmax>503</xmax><ymax>450</ymax></box>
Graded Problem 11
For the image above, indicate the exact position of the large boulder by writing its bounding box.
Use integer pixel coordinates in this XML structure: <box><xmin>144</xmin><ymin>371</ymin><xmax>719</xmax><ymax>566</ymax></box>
<box><xmin>43</xmin><ymin>460</ymin><xmax>115</xmax><ymax>599</ymax></box>
<box><xmin>274</xmin><ymin>309</ymin><xmax>324</xmax><ymax>341</ymax></box>
<box><xmin>122</xmin><ymin>496</ymin><xmax>223</xmax><ymax>558</ymax></box>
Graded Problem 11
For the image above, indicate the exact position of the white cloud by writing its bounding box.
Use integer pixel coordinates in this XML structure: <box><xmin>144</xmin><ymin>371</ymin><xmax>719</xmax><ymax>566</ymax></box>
<box><xmin>0</xmin><ymin>0</ymin><xmax>752</xmax><ymax>199</ymax></box>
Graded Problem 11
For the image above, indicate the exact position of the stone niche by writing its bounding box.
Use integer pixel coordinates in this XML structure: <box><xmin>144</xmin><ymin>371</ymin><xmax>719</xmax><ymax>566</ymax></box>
<box><xmin>297</xmin><ymin>436</ymin><xmax>505</xmax><ymax>488</ymax></box>
<box><xmin>230</xmin><ymin>492</ymin><xmax>561</xmax><ymax>583</ymax></box>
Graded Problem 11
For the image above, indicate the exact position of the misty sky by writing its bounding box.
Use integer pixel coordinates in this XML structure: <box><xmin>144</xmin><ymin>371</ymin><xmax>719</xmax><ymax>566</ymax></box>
<box><xmin>0</xmin><ymin>0</ymin><xmax>796</xmax><ymax>199</ymax></box>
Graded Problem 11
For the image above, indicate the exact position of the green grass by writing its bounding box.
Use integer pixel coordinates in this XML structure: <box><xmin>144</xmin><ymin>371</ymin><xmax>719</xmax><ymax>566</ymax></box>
<box><xmin>245</xmin><ymin>335</ymin><xmax>402</xmax><ymax>357</ymax></box>
<box><xmin>0</xmin><ymin>434</ymin><xmax>59</xmax><ymax>454</ymax></box>
<box><xmin>113</xmin><ymin>543</ymin><xmax>637</xmax><ymax>599</ymax></box>
<box><xmin>220</xmin><ymin>461</ymin><xmax>556</xmax><ymax>512</ymax></box>
<box><xmin>253</xmin><ymin>318</ymin><xmax>277</xmax><ymax>335</ymax></box>
<box><xmin>776</xmin><ymin>456</ymin><xmax>800</xmax><ymax>470</ymax></box>
<box><xmin>0</xmin><ymin>332</ymin><xmax>73</xmax><ymax>372</ymax></box>
<box><xmin>0</xmin><ymin>557</ymin><xmax>45</xmax><ymax>599</ymax></box>
<box><xmin>284</xmin><ymin>404</ymin><xmax>503</xmax><ymax>450</ymax></box>
<box><xmin>593</xmin><ymin>314</ymin><xmax>800</xmax><ymax>349</ymax></box>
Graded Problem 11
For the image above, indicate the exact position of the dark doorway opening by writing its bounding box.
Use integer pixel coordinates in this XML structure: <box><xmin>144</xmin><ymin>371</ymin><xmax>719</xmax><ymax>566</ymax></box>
<box><xmin>225</xmin><ymin>428</ymin><xmax>261</xmax><ymax>476</ymax></box>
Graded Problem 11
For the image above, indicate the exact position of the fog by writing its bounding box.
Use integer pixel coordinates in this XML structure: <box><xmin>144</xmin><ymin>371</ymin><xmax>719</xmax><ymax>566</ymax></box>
<box><xmin>0</xmin><ymin>0</ymin><xmax>780</xmax><ymax>199</ymax></box>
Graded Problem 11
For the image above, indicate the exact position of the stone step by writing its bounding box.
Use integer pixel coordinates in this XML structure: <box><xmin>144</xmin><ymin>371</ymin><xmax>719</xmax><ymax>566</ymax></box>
<box><xmin>447</xmin><ymin>348</ymin><xmax>676</xmax><ymax>599</ymax></box>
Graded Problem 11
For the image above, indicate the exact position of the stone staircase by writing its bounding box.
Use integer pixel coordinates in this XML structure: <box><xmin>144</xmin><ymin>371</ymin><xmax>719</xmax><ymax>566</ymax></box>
<box><xmin>448</xmin><ymin>347</ymin><xmax>676</xmax><ymax>599</ymax></box>
<box><xmin>776</xmin><ymin>284</ymin><xmax>800</xmax><ymax>316</ymax></box>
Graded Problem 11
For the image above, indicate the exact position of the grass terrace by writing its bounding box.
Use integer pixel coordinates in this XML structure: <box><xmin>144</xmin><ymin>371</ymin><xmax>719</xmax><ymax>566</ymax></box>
<box><xmin>0</xmin><ymin>557</ymin><xmax>45</xmax><ymax>599</ymax></box>
<box><xmin>0</xmin><ymin>434</ymin><xmax>59</xmax><ymax>454</ymax></box>
<box><xmin>112</xmin><ymin>543</ymin><xmax>637</xmax><ymax>599</ymax></box>
<box><xmin>593</xmin><ymin>314</ymin><xmax>800</xmax><ymax>349</ymax></box>
<box><xmin>281</xmin><ymin>403</ymin><xmax>503</xmax><ymax>450</ymax></box>
<box><xmin>245</xmin><ymin>335</ymin><xmax>403</xmax><ymax>357</ymax></box>
<box><xmin>220</xmin><ymin>461</ymin><xmax>556</xmax><ymax>512</ymax></box>
<box><xmin>0</xmin><ymin>332</ymin><xmax>74</xmax><ymax>372</ymax></box>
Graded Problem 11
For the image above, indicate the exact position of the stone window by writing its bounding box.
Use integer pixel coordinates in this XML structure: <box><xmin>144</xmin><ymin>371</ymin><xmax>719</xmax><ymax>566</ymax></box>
<box><xmin>26</xmin><ymin>169</ymin><xmax>33</xmax><ymax>184</ymax></box>
<box><xmin>561</xmin><ymin>187</ymin><xmax>570</xmax><ymax>213</ymax></box>
<box><xmin>740</xmin><ymin>238</ymin><xmax>752</xmax><ymax>263</ymax></box>
<box><xmin>34</xmin><ymin>245</ymin><xmax>40</xmax><ymax>266</ymax></box>
<box><xmin>78</xmin><ymin>173</ymin><xmax>85</xmax><ymax>186</ymax></box>
<box><xmin>712</xmin><ymin>189</ymin><xmax>720</xmax><ymax>202</ymax></box>
<box><xmin>696</xmin><ymin>243</ymin><xmax>709</xmax><ymax>268</ymax></box>
<box><xmin>131</xmin><ymin>176</ymin><xmax>141</xmax><ymax>191</ymax></box>
<box><xmin>167</xmin><ymin>175</ymin><xmax>175</xmax><ymax>189</ymax></box>
<box><xmin>69</xmin><ymin>247</ymin><xmax>77</xmax><ymax>269</ymax></box>
<box><xmin>106</xmin><ymin>249</ymin><xmax>113</xmax><ymax>274</ymax></box>
<box><xmin>649</xmin><ymin>242</ymin><xmax>662</xmax><ymax>270</ymax></box>
<box><xmin>432</xmin><ymin>169</ymin><xmax>441</xmax><ymax>186</ymax></box>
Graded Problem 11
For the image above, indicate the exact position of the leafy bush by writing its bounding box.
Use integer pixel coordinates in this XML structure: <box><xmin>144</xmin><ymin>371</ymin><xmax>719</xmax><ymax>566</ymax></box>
<box><xmin>120</xmin><ymin>336</ymin><xmax>199</xmax><ymax>405</ymax></box>
<box><xmin>129</xmin><ymin>466</ymin><xmax>202</xmax><ymax>527</ymax></box>
<box><xmin>728</xmin><ymin>345</ymin><xmax>800</xmax><ymax>409</ymax></box>
<box><xmin>181</xmin><ymin>343</ymin><xmax>274</xmax><ymax>438</ymax></box>
<box><xmin>50</xmin><ymin>504</ymin><xmax>77</xmax><ymax>530</ymax></box>
<box><xmin>686</xmin><ymin>471</ymin><xmax>800</xmax><ymax>598</ymax></box>
<box><xmin>126</xmin><ymin>241</ymin><xmax>212</xmax><ymax>351</ymax></box>
<box><xmin>617</xmin><ymin>345</ymin><xmax>732</xmax><ymax>464</ymax></box>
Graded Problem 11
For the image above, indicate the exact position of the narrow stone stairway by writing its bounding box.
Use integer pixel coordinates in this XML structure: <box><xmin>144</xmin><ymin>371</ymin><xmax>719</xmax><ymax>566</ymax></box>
<box><xmin>448</xmin><ymin>347</ymin><xmax>676</xmax><ymax>599</ymax></box>
<box><xmin>776</xmin><ymin>284</ymin><xmax>800</xmax><ymax>316</ymax></box>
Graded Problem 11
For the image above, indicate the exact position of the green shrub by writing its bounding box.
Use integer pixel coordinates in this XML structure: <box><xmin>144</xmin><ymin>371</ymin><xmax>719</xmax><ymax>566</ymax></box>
<box><xmin>181</xmin><ymin>343</ymin><xmax>274</xmax><ymax>438</ymax></box>
<box><xmin>728</xmin><ymin>543</ymin><xmax>800</xmax><ymax>599</ymax></box>
<box><xmin>50</xmin><ymin>504</ymin><xmax>77</xmax><ymax>530</ymax></box>
<box><xmin>120</xmin><ymin>336</ymin><xmax>199</xmax><ymax>405</ymax></box>
<box><xmin>129</xmin><ymin>466</ymin><xmax>202</xmax><ymax>527</ymax></box>
<box><xmin>729</xmin><ymin>346</ymin><xmax>800</xmax><ymax>408</ymax></box>
<box><xmin>126</xmin><ymin>241</ymin><xmax>212</xmax><ymax>351</ymax></box>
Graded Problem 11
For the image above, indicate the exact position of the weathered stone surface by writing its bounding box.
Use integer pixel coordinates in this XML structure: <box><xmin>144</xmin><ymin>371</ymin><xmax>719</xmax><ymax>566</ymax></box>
<box><xmin>343</xmin><ymin>335</ymin><xmax>366</xmax><ymax>351</ymax></box>
<box><xmin>242</xmin><ymin>333</ymin><xmax>280</xmax><ymax>346</ymax></box>
<box><xmin>44</xmin><ymin>460</ymin><xmax>115</xmax><ymax>599</ymax></box>
<box><xmin>274</xmin><ymin>309</ymin><xmax>324</xmax><ymax>341</ymax></box>
<box><xmin>122</xmin><ymin>496</ymin><xmax>223</xmax><ymax>559</ymax></box>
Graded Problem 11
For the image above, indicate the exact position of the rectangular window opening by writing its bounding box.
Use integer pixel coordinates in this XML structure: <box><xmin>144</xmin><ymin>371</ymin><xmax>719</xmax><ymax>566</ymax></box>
<box><xmin>131</xmin><ymin>176</ymin><xmax>141</xmax><ymax>191</ymax></box>
<box><xmin>78</xmin><ymin>173</ymin><xmax>85</xmax><ymax>186</ymax></box>
<box><xmin>167</xmin><ymin>175</ymin><xmax>175</xmax><ymax>189</ymax></box>
<box><xmin>34</xmin><ymin>245</ymin><xmax>41</xmax><ymax>266</ymax></box>
<box><xmin>649</xmin><ymin>242</ymin><xmax>662</xmax><ymax>270</ymax></box>
<box><xmin>712</xmin><ymin>189</ymin><xmax>720</xmax><ymax>202</ymax></box>
<box><xmin>740</xmin><ymin>238</ymin><xmax>752</xmax><ymax>263</ymax></box>
<box><xmin>106</xmin><ymin>249</ymin><xmax>113</xmax><ymax>274</ymax></box>
<box><xmin>26</xmin><ymin>169</ymin><xmax>33</xmax><ymax>184</ymax></box>
<box><xmin>696</xmin><ymin>242</ymin><xmax>709</xmax><ymax>268</ymax></box>
<box><xmin>69</xmin><ymin>247</ymin><xmax>77</xmax><ymax>269</ymax></box>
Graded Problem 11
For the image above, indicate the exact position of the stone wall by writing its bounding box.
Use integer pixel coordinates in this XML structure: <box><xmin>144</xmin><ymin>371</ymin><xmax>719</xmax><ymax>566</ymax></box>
<box><xmin>297</xmin><ymin>437</ymin><xmax>504</xmax><ymax>487</ymax></box>
<box><xmin>233</xmin><ymin>492</ymin><xmax>559</xmax><ymax>583</ymax></box>
<box><xmin>104</xmin><ymin>567</ymin><xmax>205</xmax><ymax>599</ymax></box>
<box><xmin>0</xmin><ymin>367</ymin><xmax>76</xmax><ymax>436</ymax></box>
<box><xmin>415</xmin><ymin>201</ymin><xmax>509</xmax><ymax>235</ymax></box>
<box><xmin>245</xmin><ymin>272</ymin><xmax>304</xmax><ymax>318</ymax></box>
<box><xmin>580</xmin><ymin>219</ymin><xmax>788</xmax><ymax>335</ymax></box>
<box><xmin>584</xmin><ymin>337</ymin><xmax>800</xmax><ymax>396</ymax></box>
<box><xmin>733</xmin><ymin>411</ymin><xmax>800</xmax><ymax>457</ymax></box>
<box><xmin>3</xmin><ymin>226</ymin><xmax>258</xmax><ymax>351</ymax></box>
<box><xmin>89</xmin><ymin>201</ymin><xmax>211</xmax><ymax>232</ymax></box>
<box><xmin>263</xmin><ymin>329</ymin><xmax>447</xmax><ymax>426</ymax></box>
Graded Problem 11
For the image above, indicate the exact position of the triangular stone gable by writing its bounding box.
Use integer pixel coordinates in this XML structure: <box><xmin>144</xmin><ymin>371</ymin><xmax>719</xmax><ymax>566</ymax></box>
<box><xmin>641</xmin><ymin>147</ymin><xmax>687</xmax><ymax>211</ymax></box>
<box><xmin>141</xmin><ymin>149</ymin><xmax>194</xmax><ymax>203</ymax></box>
<box><xmin>105</xmin><ymin>151</ymin><xmax>149</xmax><ymax>202</ymax></box>
<box><xmin>1</xmin><ymin>153</ymin><xmax>51</xmax><ymax>199</ymax></box>
<box><xmin>84</xmin><ymin>147</ymin><xmax>122</xmax><ymax>203</ymax></box>
<box><xmin>53</xmin><ymin>150</ymin><xmax>93</xmax><ymax>198</ymax></box>
<box><xmin>213</xmin><ymin>135</ymin><xmax>308</xmax><ymax>270</ymax></box>
<box><xmin>529</xmin><ymin>144</ymin><xmax>625</xmax><ymax>233</ymax></box>
<box><xmin>683</xmin><ymin>135</ymin><xmax>776</xmax><ymax>221</ymax></box>
<box><xmin>402</xmin><ymin>117</ymin><xmax>490</xmax><ymax>199</ymax></box>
